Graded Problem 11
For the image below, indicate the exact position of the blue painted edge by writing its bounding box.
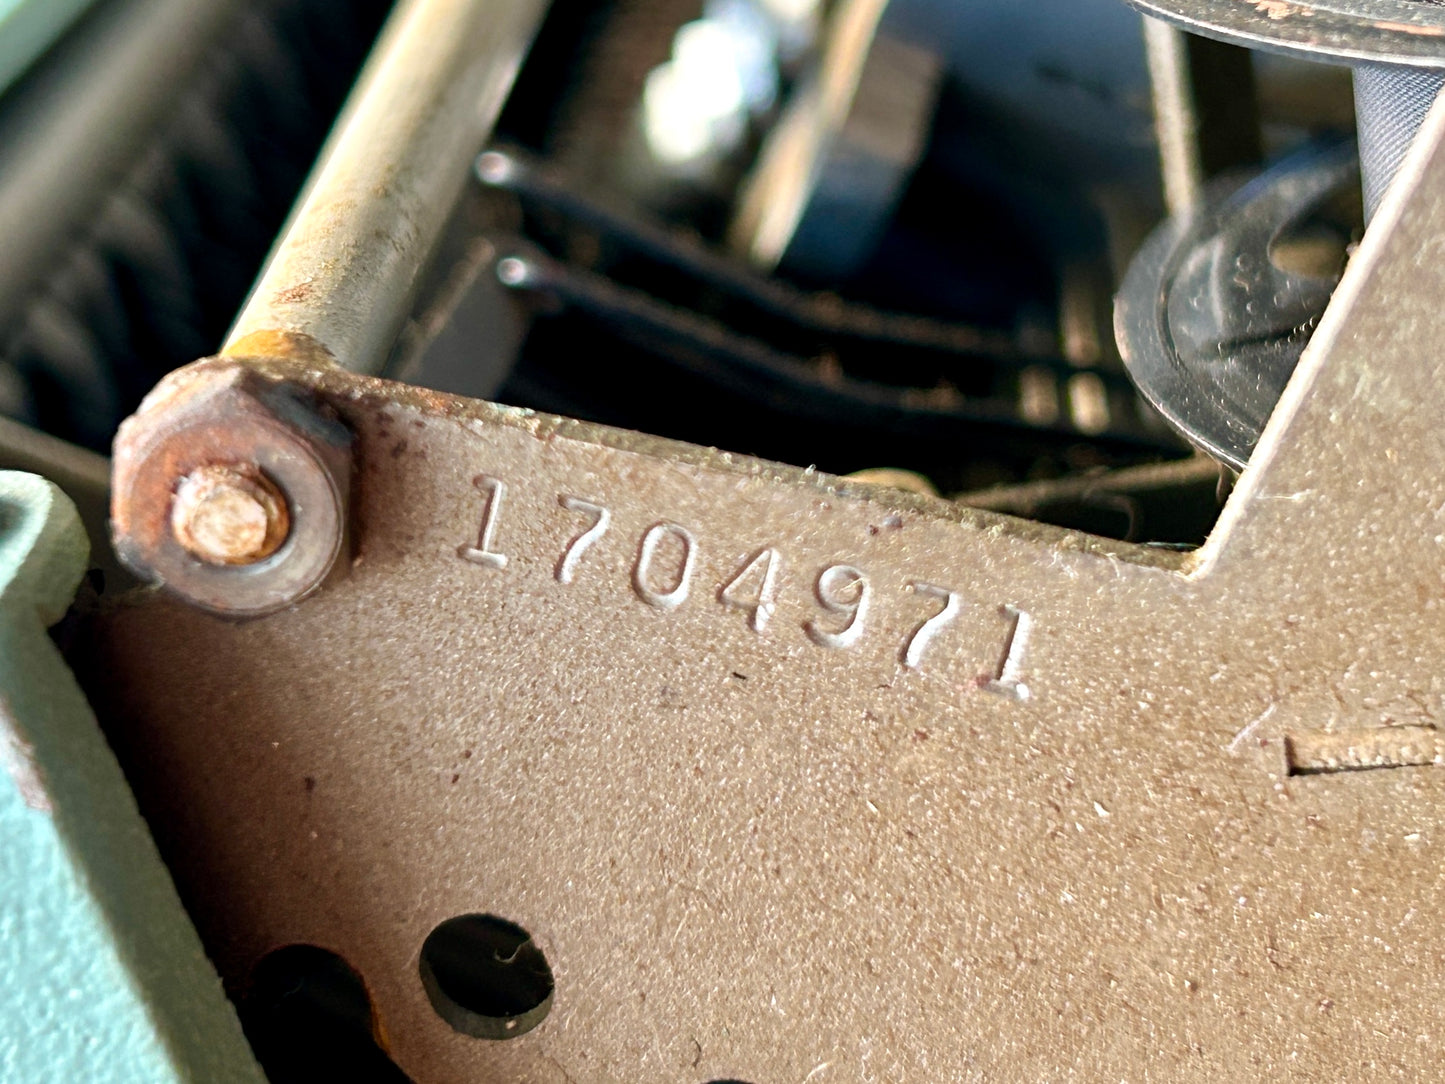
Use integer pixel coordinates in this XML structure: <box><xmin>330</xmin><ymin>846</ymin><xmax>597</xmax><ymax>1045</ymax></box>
<box><xmin>0</xmin><ymin>0</ymin><xmax>98</xmax><ymax>98</ymax></box>
<box><xmin>0</xmin><ymin>471</ymin><xmax>266</xmax><ymax>1083</ymax></box>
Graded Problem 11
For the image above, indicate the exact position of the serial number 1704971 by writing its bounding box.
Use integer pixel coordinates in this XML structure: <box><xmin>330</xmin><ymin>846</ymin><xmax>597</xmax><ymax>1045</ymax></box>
<box><xmin>457</xmin><ymin>475</ymin><xmax>1032</xmax><ymax>700</ymax></box>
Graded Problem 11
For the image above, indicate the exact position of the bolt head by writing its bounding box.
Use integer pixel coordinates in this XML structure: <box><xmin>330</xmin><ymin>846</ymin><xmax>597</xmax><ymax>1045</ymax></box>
<box><xmin>112</xmin><ymin>358</ymin><xmax>352</xmax><ymax>617</ymax></box>
<box><xmin>172</xmin><ymin>465</ymin><xmax>290</xmax><ymax>566</ymax></box>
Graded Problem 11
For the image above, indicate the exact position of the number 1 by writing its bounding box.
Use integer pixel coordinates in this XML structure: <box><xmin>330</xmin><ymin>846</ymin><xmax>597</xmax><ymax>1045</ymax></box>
<box><xmin>459</xmin><ymin>475</ymin><xmax>509</xmax><ymax>569</ymax></box>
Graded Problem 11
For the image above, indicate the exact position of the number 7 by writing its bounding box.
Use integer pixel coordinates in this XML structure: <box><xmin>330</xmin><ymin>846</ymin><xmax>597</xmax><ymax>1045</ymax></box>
<box><xmin>555</xmin><ymin>496</ymin><xmax>611</xmax><ymax>584</ymax></box>
<box><xmin>902</xmin><ymin>582</ymin><xmax>961</xmax><ymax>670</ymax></box>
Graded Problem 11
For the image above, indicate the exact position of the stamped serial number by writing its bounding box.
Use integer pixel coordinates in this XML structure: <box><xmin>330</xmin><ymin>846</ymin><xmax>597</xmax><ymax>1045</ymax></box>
<box><xmin>458</xmin><ymin>474</ymin><xmax>1032</xmax><ymax>699</ymax></box>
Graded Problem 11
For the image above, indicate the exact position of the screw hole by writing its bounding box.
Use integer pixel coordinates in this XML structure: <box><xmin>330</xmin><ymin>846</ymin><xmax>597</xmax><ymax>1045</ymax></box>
<box><xmin>419</xmin><ymin>913</ymin><xmax>555</xmax><ymax>1040</ymax></box>
<box><xmin>242</xmin><ymin>944</ymin><xmax>412</xmax><ymax>1083</ymax></box>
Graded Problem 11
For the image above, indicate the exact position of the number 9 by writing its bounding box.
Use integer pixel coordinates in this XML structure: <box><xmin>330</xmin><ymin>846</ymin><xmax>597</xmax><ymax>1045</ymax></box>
<box><xmin>805</xmin><ymin>565</ymin><xmax>870</xmax><ymax>649</ymax></box>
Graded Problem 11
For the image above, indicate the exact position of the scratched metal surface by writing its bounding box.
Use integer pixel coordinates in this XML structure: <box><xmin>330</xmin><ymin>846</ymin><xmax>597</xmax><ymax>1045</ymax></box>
<box><xmin>83</xmin><ymin>97</ymin><xmax>1445</xmax><ymax>1083</ymax></box>
<box><xmin>1125</xmin><ymin>0</ymin><xmax>1445</xmax><ymax>66</ymax></box>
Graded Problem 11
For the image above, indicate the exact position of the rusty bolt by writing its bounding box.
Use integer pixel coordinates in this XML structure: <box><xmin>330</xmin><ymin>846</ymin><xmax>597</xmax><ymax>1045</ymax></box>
<box><xmin>112</xmin><ymin>357</ymin><xmax>352</xmax><ymax>617</ymax></box>
<box><xmin>171</xmin><ymin>465</ymin><xmax>290</xmax><ymax>566</ymax></box>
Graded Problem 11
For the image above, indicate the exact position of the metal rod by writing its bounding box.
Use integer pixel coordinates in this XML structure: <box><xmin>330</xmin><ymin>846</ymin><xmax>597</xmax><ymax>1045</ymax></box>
<box><xmin>1143</xmin><ymin>19</ymin><xmax>1204</xmax><ymax>216</ymax></box>
<box><xmin>1142</xmin><ymin>16</ymin><xmax>1261</xmax><ymax>218</ymax></box>
<box><xmin>224</xmin><ymin>0</ymin><xmax>551</xmax><ymax>375</ymax></box>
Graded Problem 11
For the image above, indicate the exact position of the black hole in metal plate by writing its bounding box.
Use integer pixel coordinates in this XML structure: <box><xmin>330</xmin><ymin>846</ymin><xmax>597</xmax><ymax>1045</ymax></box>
<box><xmin>243</xmin><ymin>944</ymin><xmax>413</xmax><ymax>1083</ymax></box>
<box><xmin>419</xmin><ymin>913</ymin><xmax>555</xmax><ymax>1040</ymax></box>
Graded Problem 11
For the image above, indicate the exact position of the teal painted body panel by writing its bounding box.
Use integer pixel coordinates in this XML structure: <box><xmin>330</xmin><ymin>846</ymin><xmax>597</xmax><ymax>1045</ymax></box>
<box><xmin>0</xmin><ymin>0</ymin><xmax>96</xmax><ymax>96</ymax></box>
<box><xmin>0</xmin><ymin>471</ymin><xmax>265</xmax><ymax>1083</ymax></box>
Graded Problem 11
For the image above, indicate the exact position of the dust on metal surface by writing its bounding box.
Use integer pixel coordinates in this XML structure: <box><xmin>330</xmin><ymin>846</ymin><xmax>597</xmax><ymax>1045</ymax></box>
<box><xmin>90</xmin><ymin>91</ymin><xmax>1445</xmax><ymax>1084</ymax></box>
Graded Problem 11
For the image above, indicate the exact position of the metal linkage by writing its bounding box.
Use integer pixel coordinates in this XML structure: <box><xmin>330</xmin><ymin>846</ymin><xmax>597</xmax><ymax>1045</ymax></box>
<box><xmin>477</xmin><ymin>146</ymin><xmax>1032</xmax><ymax>363</ymax></box>
<box><xmin>489</xmin><ymin>239</ymin><xmax>1168</xmax><ymax>455</ymax></box>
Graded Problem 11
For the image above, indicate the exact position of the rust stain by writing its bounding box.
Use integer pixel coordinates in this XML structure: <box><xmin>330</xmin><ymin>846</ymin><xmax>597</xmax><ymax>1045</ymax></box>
<box><xmin>1374</xmin><ymin>20</ymin><xmax>1445</xmax><ymax>36</ymax></box>
<box><xmin>1249</xmin><ymin>0</ymin><xmax>1310</xmax><ymax>18</ymax></box>
<box><xmin>109</xmin><ymin>354</ymin><xmax>354</xmax><ymax>616</ymax></box>
<box><xmin>0</xmin><ymin>699</ymin><xmax>51</xmax><ymax>813</ymax></box>
<box><xmin>273</xmin><ymin>280</ymin><xmax>317</xmax><ymax>305</ymax></box>
<box><xmin>223</xmin><ymin>330</ymin><xmax>339</xmax><ymax>367</ymax></box>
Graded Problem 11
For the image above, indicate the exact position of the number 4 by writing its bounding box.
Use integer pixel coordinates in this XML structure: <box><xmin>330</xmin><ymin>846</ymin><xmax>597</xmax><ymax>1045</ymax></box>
<box><xmin>719</xmin><ymin>548</ymin><xmax>781</xmax><ymax>633</ymax></box>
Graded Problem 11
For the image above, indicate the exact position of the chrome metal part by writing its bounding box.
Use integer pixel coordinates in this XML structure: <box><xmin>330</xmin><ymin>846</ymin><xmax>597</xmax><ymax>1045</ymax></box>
<box><xmin>224</xmin><ymin>0</ymin><xmax>551</xmax><ymax>376</ymax></box>
<box><xmin>86</xmin><ymin>95</ymin><xmax>1445</xmax><ymax>1079</ymax></box>
<box><xmin>729</xmin><ymin>0</ymin><xmax>943</xmax><ymax>279</ymax></box>
<box><xmin>1126</xmin><ymin>0</ymin><xmax>1445</xmax><ymax>67</ymax></box>
<box><xmin>1116</xmin><ymin>140</ymin><xmax>1359</xmax><ymax>468</ymax></box>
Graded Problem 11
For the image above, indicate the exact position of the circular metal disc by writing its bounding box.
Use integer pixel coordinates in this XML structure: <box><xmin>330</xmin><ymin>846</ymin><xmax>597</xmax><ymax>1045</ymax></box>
<box><xmin>1124</xmin><ymin>0</ymin><xmax>1445</xmax><ymax>67</ymax></box>
<box><xmin>1115</xmin><ymin>141</ymin><xmax>1359</xmax><ymax>469</ymax></box>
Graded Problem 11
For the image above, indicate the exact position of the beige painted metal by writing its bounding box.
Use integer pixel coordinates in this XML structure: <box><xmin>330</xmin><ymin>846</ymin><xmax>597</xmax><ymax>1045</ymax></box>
<box><xmin>89</xmin><ymin>93</ymin><xmax>1445</xmax><ymax>1084</ymax></box>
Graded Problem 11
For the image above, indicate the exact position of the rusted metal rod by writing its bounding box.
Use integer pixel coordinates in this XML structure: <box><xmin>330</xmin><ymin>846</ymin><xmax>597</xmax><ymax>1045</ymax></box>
<box><xmin>115</xmin><ymin>0</ymin><xmax>550</xmax><ymax>615</ymax></box>
<box><xmin>224</xmin><ymin>0</ymin><xmax>551</xmax><ymax>374</ymax></box>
